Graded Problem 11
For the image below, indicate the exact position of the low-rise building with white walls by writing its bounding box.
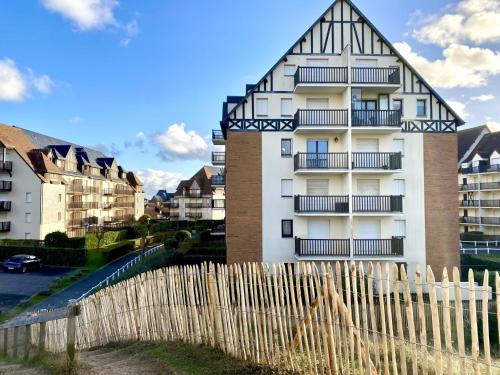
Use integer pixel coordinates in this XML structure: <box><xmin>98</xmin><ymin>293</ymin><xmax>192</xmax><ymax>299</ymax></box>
<box><xmin>0</xmin><ymin>124</ymin><xmax>144</xmax><ymax>239</ymax></box>
<box><xmin>217</xmin><ymin>0</ymin><xmax>463</xmax><ymax>279</ymax></box>
<box><xmin>170</xmin><ymin>166</ymin><xmax>225</xmax><ymax>221</ymax></box>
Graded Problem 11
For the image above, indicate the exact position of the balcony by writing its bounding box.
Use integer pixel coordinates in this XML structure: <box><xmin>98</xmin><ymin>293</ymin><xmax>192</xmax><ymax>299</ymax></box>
<box><xmin>67</xmin><ymin>218</ymin><xmax>85</xmax><ymax>227</ymax></box>
<box><xmin>0</xmin><ymin>181</ymin><xmax>12</xmax><ymax>191</ymax></box>
<box><xmin>67</xmin><ymin>185</ymin><xmax>97</xmax><ymax>195</ymax></box>
<box><xmin>460</xmin><ymin>216</ymin><xmax>480</xmax><ymax>224</ymax></box>
<box><xmin>295</xmin><ymin>238</ymin><xmax>350</xmax><ymax>257</ymax></box>
<box><xmin>352</xmin><ymin>195</ymin><xmax>403</xmax><ymax>213</ymax></box>
<box><xmin>0</xmin><ymin>161</ymin><xmax>12</xmax><ymax>175</ymax></box>
<box><xmin>169</xmin><ymin>212</ymin><xmax>180</xmax><ymax>219</ymax></box>
<box><xmin>102</xmin><ymin>202</ymin><xmax>113</xmax><ymax>210</ymax></box>
<box><xmin>461</xmin><ymin>163</ymin><xmax>500</xmax><ymax>174</ymax></box>
<box><xmin>351</xmin><ymin>110</ymin><xmax>401</xmax><ymax>131</ymax></box>
<box><xmin>0</xmin><ymin>221</ymin><xmax>11</xmax><ymax>232</ymax></box>
<box><xmin>480</xmin><ymin>182</ymin><xmax>500</xmax><ymax>190</ymax></box>
<box><xmin>353</xmin><ymin>238</ymin><xmax>404</xmax><ymax>257</ymax></box>
<box><xmin>294</xmin><ymin>153</ymin><xmax>348</xmax><ymax>173</ymax></box>
<box><xmin>352</xmin><ymin>152</ymin><xmax>402</xmax><ymax>172</ymax></box>
<box><xmin>481</xmin><ymin>217</ymin><xmax>500</xmax><ymax>225</ymax></box>
<box><xmin>0</xmin><ymin>201</ymin><xmax>11</xmax><ymax>212</ymax></box>
<box><xmin>212</xmin><ymin>152</ymin><xmax>225</xmax><ymax>166</ymax></box>
<box><xmin>115</xmin><ymin>187</ymin><xmax>133</xmax><ymax>196</ymax></box>
<box><xmin>104</xmin><ymin>215</ymin><xmax>134</xmax><ymax>223</ymax></box>
<box><xmin>212</xmin><ymin>129</ymin><xmax>225</xmax><ymax>145</ymax></box>
<box><xmin>67</xmin><ymin>202</ymin><xmax>99</xmax><ymax>210</ymax></box>
<box><xmin>294</xmin><ymin>67</ymin><xmax>348</xmax><ymax>93</ymax></box>
<box><xmin>481</xmin><ymin>200</ymin><xmax>500</xmax><ymax>208</ymax></box>
<box><xmin>294</xmin><ymin>195</ymin><xmax>349</xmax><ymax>214</ymax></box>
<box><xmin>351</xmin><ymin>67</ymin><xmax>401</xmax><ymax>92</ymax></box>
<box><xmin>170</xmin><ymin>202</ymin><xmax>180</xmax><ymax>209</ymax></box>
<box><xmin>459</xmin><ymin>183</ymin><xmax>479</xmax><ymax>191</ymax></box>
<box><xmin>113</xmin><ymin>201</ymin><xmax>134</xmax><ymax>208</ymax></box>
<box><xmin>294</xmin><ymin>109</ymin><xmax>348</xmax><ymax>133</ymax></box>
<box><xmin>186</xmin><ymin>202</ymin><xmax>204</xmax><ymax>209</ymax></box>
<box><xmin>186</xmin><ymin>212</ymin><xmax>203</xmax><ymax>219</ymax></box>
<box><xmin>460</xmin><ymin>200</ymin><xmax>479</xmax><ymax>207</ymax></box>
<box><xmin>102</xmin><ymin>188</ymin><xmax>115</xmax><ymax>196</ymax></box>
<box><xmin>212</xmin><ymin>175</ymin><xmax>225</xmax><ymax>187</ymax></box>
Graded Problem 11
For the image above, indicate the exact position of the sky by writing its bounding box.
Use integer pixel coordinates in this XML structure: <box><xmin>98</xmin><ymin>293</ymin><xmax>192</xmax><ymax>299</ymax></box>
<box><xmin>0</xmin><ymin>0</ymin><xmax>499</xmax><ymax>197</ymax></box>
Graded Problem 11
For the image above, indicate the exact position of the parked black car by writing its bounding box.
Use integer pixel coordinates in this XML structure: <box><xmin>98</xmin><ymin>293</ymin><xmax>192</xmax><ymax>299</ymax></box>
<box><xmin>2</xmin><ymin>255</ymin><xmax>41</xmax><ymax>273</ymax></box>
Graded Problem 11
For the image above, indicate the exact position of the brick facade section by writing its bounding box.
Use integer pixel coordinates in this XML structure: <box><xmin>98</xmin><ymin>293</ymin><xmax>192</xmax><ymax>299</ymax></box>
<box><xmin>423</xmin><ymin>133</ymin><xmax>460</xmax><ymax>280</ymax></box>
<box><xmin>226</xmin><ymin>132</ymin><xmax>263</xmax><ymax>264</ymax></box>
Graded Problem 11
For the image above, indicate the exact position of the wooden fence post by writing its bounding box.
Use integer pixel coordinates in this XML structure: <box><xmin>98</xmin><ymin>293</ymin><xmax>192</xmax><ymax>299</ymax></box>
<box><xmin>38</xmin><ymin>322</ymin><xmax>46</xmax><ymax>353</ymax></box>
<box><xmin>23</xmin><ymin>324</ymin><xmax>31</xmax><ymax>360</ymax></box>
<box><xmin>482</xmin><ymin>271</ymin><xmax>492</xmax><ymax>375</ymax></box>
<box><xmin>66</xmin><ymin>300</ymin><xmax>80</xmax><ymax>362</ymax></box>
<box><xmin>13</xmin><ymin>326</ymin><xmax>19</xmax><ymax>357</ymax></box>
<box><xmin>1</xmin><ymin>329</ymin><xmax>6</xmax><ymax>356</ymax></box>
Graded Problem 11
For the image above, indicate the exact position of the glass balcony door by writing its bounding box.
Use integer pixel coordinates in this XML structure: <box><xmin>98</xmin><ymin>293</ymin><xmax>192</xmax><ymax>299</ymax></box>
<box><xmin>306</xmin><ymin>140</ymin><xmax>329</xmax><ymax>168</ymax></box>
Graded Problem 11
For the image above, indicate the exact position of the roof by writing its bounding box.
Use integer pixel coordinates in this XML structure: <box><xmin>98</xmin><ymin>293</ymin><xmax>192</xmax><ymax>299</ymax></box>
<box><xmin>221</xmin><ymin>0</ymin><xmax>464</xmax><ymax>128</ymax></box>
<box><xmin>462</xmin><ymin>131</ymin><xmax>500</xmax><ymax>163</ymax></box>
<box><xmin>458</xmin><ymin>125</ymin><xmax>489</xmax><ymax>161</ymax></box>
<box><xmin>149</xmin><ymin>189</ymin><xmax>174</xmax><ymax>203</ymax></box>
<box><xmin>174</xmin><ymin>166</ymin><xmax>223</xmax><ymax>197</ymax></box>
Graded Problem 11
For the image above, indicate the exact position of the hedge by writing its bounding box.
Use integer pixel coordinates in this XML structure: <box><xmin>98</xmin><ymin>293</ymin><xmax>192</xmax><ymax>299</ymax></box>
<box><xmin>0</xmin><ymin>246</ymin><xmax>86</xmax><ymax>267</ymax></box>
<box><xmin>102</xmin><ymin>241</ymin><xmax>134</xmax><ymax>264</ymax></box>
<box><xmin>85</xmin><ymin>230</ymin><xmax>128</xmax><ymax>249</ymax></box>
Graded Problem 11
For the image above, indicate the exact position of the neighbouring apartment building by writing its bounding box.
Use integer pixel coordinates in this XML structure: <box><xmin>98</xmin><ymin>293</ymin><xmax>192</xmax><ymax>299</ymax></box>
<box><xmin>170</xmin><ymin>166</ymin><xmax>225</xmax><ymax>221</ymax></box>
<box><xmin>0</xmin><ymin>124</ymin><xmax>144</xmax><ymax>239</ymax></box>
<box><xmin>459</xmin><ymin>124</ymin><xmax>500</xmax><ymax>235</ymax></box>
<box><xmin>216</xmin><ymin>0</ymin><xmax>463</xmax><ymax>277</ymax></box>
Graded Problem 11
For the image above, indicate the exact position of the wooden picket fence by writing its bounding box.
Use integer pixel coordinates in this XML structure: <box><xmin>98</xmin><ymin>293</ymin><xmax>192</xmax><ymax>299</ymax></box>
<box><xmin>1</xmin><ymin>262</ymin><xmax>500</xmax><ymax>374</ymax></box>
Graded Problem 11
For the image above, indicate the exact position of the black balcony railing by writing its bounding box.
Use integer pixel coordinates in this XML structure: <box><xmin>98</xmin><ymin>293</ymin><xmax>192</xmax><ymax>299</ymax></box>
<box><xmin>0</xmin><ymin>201</ymin><xmax>11</xmax><ymax>211</ymax></box>
<box><xmin>351</xmin><ymin>67</ymin><xmax>400</xmax><ymax>84</ymax></box>
<box><xmin>353</xmin><ymin>238</ymin><xmax>404</xmax><ymax>256</ymax></box>
<box><xmin>460</xmin><ymin>200</ymin><xmax>479</xmax><ymax>207</ymax></box>
<box><xmin>212</xmin><ymin>152</ymin><xmax>226</xmax><ymax>165</ymax></box>
<box><xmin>68</xmin><ymin>185</ymin><xmax>98</xmax><ymax>194</ymax></box>
<box><xmin>212</xmin><ymin>129</ymin><xmax>224</xmax><ymax>141</ymax></box>
<box><xmin>0</xmin><ymin>181</ymin><xmax>12</xmax><ymax>191</ymax></box>
<box><xmin>294</xmin><ymin>195</ymin><xmax>349</xmax><ymax>213</ymax></box>
<box><xmin>294</xmin><ymin>67</ymin><xmax>348</xmax><ymax>86</ymax></box>
<box><xmin>352</xmin><ymin>110</ymin><xmax>401</xmax><ymax>127</ymax></box>
<box><xmin>212</xmin><ymin>175</ymin><xmax>225</xmax><ymax>186</ymax></box>
<box><xmin>481</xmin><ymin>217</ymin><xmax>500</xmax><ymax>225</ymax></box>
<box><xmin>0</xmin><ymin>221</ymin><xmax>11</xmax><ymax>232</ymax></box>
<box><xmin>352</xmin><ymin>195</ymin><xmax>403</xmax><ymax>212</ymax></box>
<box><xmin>102</xmin><ymin>188</ymin><xmax>115</xmax><ymax>195</ymax></box>
<box><xmin>113</xmin><ymin>201</ymin><xmax>134</xmax><ymax>208</ymax></box>
<box><xmin>186</xmin><ymin>202</ymin><xmax>204</xmax><ymax>209</ymax></box>
<box><xmin>186</xmin><ymin>212</ymin><xmax>203</xmax><ymax>219</ymax></box>
<box><xmin>460</xmin><ymin>216</ymin><xmax>480</xmax><ymax>224</ymax></box>
<box><xmin>480</xmin><ymin>182</ymin><xmax>500</xmax><ymax>190</ymax></box>
<box><xmin>295</xmin><ymin>238</ymin><xmax>350</xmax><ymax>257</ymax></box>
<box><xmin>294</xmin><ymin>153</ymin><xmax>348</xmax><ymax>171</ymax></box>
<box><xmin>461</xmin><ymin>164</ymin><xmax>500</xmax><ymax>174</ymax></box>
<box><xmin>67</xmin><ymin>202</ymin><xmax>100</xmax><ymax>210</ymax></box>
<box><xmin>170</xmin><ymin>202</ymin><xmax>180</xmax><ymax>209</ymax></box>
<box><xmin>459</xmin><ymin>183</ymin><xmax>479</xmax><ymax>191</ymax></box>
<box><xmin>0</xmin><ymin>161</ymin><xmax>12</xmax><ymax>173</ymax></box>
<box><xmin>294</xmin><ymin>109</ymin><xmax>348</xmax><ymax>128</ymax></box>
<box><xmin>481</xmin><ymin>200</ymin><xmax>500</xmax><ymax>208</ymax></box>
<box><xmin>352</xmin><ymin>152</ymin><xmax>402</xmax><ymax>170</ymax></box>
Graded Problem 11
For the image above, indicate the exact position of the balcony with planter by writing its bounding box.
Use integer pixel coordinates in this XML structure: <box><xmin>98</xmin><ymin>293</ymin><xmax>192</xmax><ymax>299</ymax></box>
<box><xmin>212</xmin><ymin>129</ymin><xmax>225</xmax><ymax>145</ymax></box>
<box><xmin>294</xmin><ymin>152</ymin><xmax>348</xmax><ymax>173</ymax></box>
<box><xmin>294</xmin><ymin>195</ymin><xmax>349</xmax><ymax>215</ymax></box>
<box><xmin>294</xmin><ymin>67</ymin><xmax>348</xmax><ymax>93</ymax></box>
<box><xmin>293</xmin><ymin>109</ymin><xmax>348</xmax><ymax>133</ymax></box>
<box><xmin>212</xmin><ymin>152</ymin><xmax>226</xmax><ymax>166</ymax></box>
<box><xmin>352</xmin><ymin>152</ymin><xmax>402</xmax><ymax>173</ymax></box>
<box><xmin>352</xmin><ymin>195</ymin><xmax>403</xmax><ymax>214</ymax></box>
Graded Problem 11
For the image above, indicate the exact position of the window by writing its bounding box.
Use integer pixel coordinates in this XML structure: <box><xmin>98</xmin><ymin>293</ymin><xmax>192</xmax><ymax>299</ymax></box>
<box><xmin>281</xmin><ymin>98</ymin><xmax>293</xmax><ymax>116</ymax></box>
<box><xmin>281</xmin><ymin>220</ymin><xmax>293</xmax><ymax>238</ymax></box>
<box><xmin>25</xmin><ymin>192</ymin><xmax>32</xmax><ymax>203</ymax></box>
<box><xmin>284</xmin><ymin>64</ymin><xmax>296</xmax><ymax>76</ymax></box>
<box><xmin>25</xmin><ymin>233</ymin><xmax>31</xmax><ymax>240</ymax></box>
<box><xmin>256</xmin><ymin>98</ymin><xmax>268</xmax><ymax>116</ymax></box>
<box><xmin>417</xmin><ymin>99</ymin><xmax>427</xmax><ymax>117</ymax></box>
<box><xmin>394</xmin><ymin>179</ymin><xmax>405</xmax><ymax>196</ymax></box>
<box><xmin>394</xmin><ymin>220</ymin><xmax>406</xmax><ymax>238</ymax></box>
<box><xmin>281</xmin><ymin>139</ymin><xmax>292</xmax><ymax>157</ymax></box>
<box><xmin>58</xmin><ymin>194</ymin><xmax>62</xmax><ymax>203</ymax></box>
<box><xmin>58</xmin><ymin>212</ymin><xmax>62</xmax><ymax>221</ymax></box>
<box><xmin>25</xmin><ymin>213</ymin><xmax>32</xmax><ymax>223</ymax></box>
<box><xmin>393</xmin><ymin>99</ymin><xmax>403</xmax><ymax>116</ymax></box>
<box><xmin>393</xmin><ymin>139</ymin><xmax>405</xmax><ymax>156</ymax></box>
<box><xmin>281</xmin><ymin>179</ymin><xmax>293</xmax><ymax>197</ymax></box>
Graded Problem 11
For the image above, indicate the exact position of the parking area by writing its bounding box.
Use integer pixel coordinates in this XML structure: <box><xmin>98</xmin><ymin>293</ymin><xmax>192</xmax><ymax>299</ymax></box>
<box><xmin>0</xmin><ymin>267</ymin><xmax>70</xmax><ymax>313</ymax></box>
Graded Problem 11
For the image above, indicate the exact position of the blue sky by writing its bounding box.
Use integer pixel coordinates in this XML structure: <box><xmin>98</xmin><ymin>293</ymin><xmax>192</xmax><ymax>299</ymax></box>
<box><xmin>0</xmin><ymin>0</ymin><xmax>499</xmax><ymax>197</ymax></box>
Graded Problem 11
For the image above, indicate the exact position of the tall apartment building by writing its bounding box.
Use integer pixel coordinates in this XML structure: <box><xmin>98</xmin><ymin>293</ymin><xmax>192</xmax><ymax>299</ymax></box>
<box><xmin>0</xmin><ymin>124</ymin><xmax>144</xmax><ymax>239</ymax></box>
<box><xmin>459</xmin><ymin>124</ymin><xmax>500</xmax><ymax>235</ymax></box>
<box><xmin>170</xmin><ymin>166</ymin><xmax>225</xmax><ymax>221</ymax></box>
<box><xmin>216</xmin><ymin>0</ymin><xmax>463</xmax><ymax>276</ymax></box>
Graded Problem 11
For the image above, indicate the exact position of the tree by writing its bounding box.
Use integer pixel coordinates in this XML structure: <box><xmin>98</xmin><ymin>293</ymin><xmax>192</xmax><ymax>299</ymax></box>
<box><xmin>94</xmin><ymin>225</ymin><xmax>106</xmax><ymax>251</ymax></box>
<box><xmin>136</xmin><ymin>214</ymin><xmax>151</xmax><ymax>258</ymax></box>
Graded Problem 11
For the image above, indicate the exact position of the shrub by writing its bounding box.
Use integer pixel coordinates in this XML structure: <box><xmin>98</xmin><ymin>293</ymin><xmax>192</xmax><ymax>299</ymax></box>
<box><xmin>150</xmin><ymin>221</ymin><xmax>171</xmax><ymax>234</ymax></box>
<box><xmin>44</xmin><ymin>231</ymin><xmax>69</xmax><ymax>247</ymax></box>
<box><xmin>0</xmin><ymin>246</ymin><xmax>86</xmax><ymax>267</ymax></box>
<box><xmin>165</xmin><ymin>237</ymin><xmax>179</xmax><ymax>250</ymax></box>
<box><xmin>175</xmin><ymin>230</ymin><xmax>192</xmax><ymax>242</ymax></box>
<box><xmin>85</xmin><ymin>230</ymin><xmax>127</xmax><ymax>249</ymax></box>
<box><xmin>102</xmin><ymin>241</ymin><xmax>134</xmax><ymax>264</ymax></box>
<box><xmin>66</xmin><ymin>237</ymin><xmax>86</xmax><ymax>249</ymax></box>
<box><xmin>200</xmin><ymin>229</ymin><xmax>212</xmax><ymax>243</ymax></box>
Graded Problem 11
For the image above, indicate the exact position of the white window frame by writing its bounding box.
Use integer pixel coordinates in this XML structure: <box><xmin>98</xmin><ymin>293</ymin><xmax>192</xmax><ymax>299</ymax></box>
<box><xmin>393</xmin><ymin>138</ymin><xmax>405</xmax><ymax>156</ymax></box>
<box><xmin>416</xmin><ymin>99</ymin><xmax>427</xmax><ymax>117</ymax></box>
<box><xmin>281</xmin><ymin>179</ymin><xmax>293</xmax><ymax>197</ymax></box>
<box><xmin>25</xmin><ymin>212</ymin><xmax>32</xmax><ymax>223</ymax></box>
<box><xmin>25</xmin><ymin>233</ymin><xmax>32</xmax><ymax>240</ymax></box>
<box><xmin>281</xmin><ymin>139</ymin><xmax>292</xmax><ymax>157</ymax></box>
<box><xmin>394</xmin><ymin>179</ymin><xmax>406</xmax><ymax>196</ymax></box>
<box><xmin>256</xmin><ymin>98</ymin><xmax>268</xmax><ymax>117</ymax></box>
<box><xmin>25</xmin><ymin>192</ymin><xmax>32</xmax><ymax>203</ymax></box>
<box><xmin>394</xmin><ymin>219</ymin><xmax>406</xmax><ymax>238</ymax></box>
<box><xmin>281</xmin><ymin>98</ymin><xmax>293</xmax><ymax>116</ymax></box>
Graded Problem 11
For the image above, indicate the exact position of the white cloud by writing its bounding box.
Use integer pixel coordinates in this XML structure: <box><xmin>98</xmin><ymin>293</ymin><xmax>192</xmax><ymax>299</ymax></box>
<box><xmin>0</xmin><ymin>58</ymin><xmax>53</xmax><ymax>102</ymax></box>
<box><xmin>90</xmin><ymin>142</ymin><xmax>121</xmax><ymax>157</ymax></box>
<box><xmin>413</xmin><ymin>0</ymin><xmax>500</xmax><ymax>46</ymax></box>
<box><xmin>152</xmin><ymin>123</ymin><xmax>210</xmax><ymax>161</ymax></box>
<box><xmin>447</xmin><ymin>100</ymin><xmax>469</xmax><ymax>119</ymax></box>
<box><xmin>394</xmin><ymin>42</ymin><xmax>500</xmax><ymax>88</ymax></box>
<box><xmin>136</xmin><ymin>168</ymin><xmax>187</xmax><ymax>198</ymax></box>
<box><xmin>470</xmin><ymin>94</ymin><xmax>495</xmax><ymax>102</ymax></box>
<box><xmin>120</xmin><ymin>20</ymin><xmax>139</xmax><ymax>46</ymax></box>
<box><xmin>69</xmin><ymin>116</ymin><xmax>84</xmax><ymax>124</ymax></box>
